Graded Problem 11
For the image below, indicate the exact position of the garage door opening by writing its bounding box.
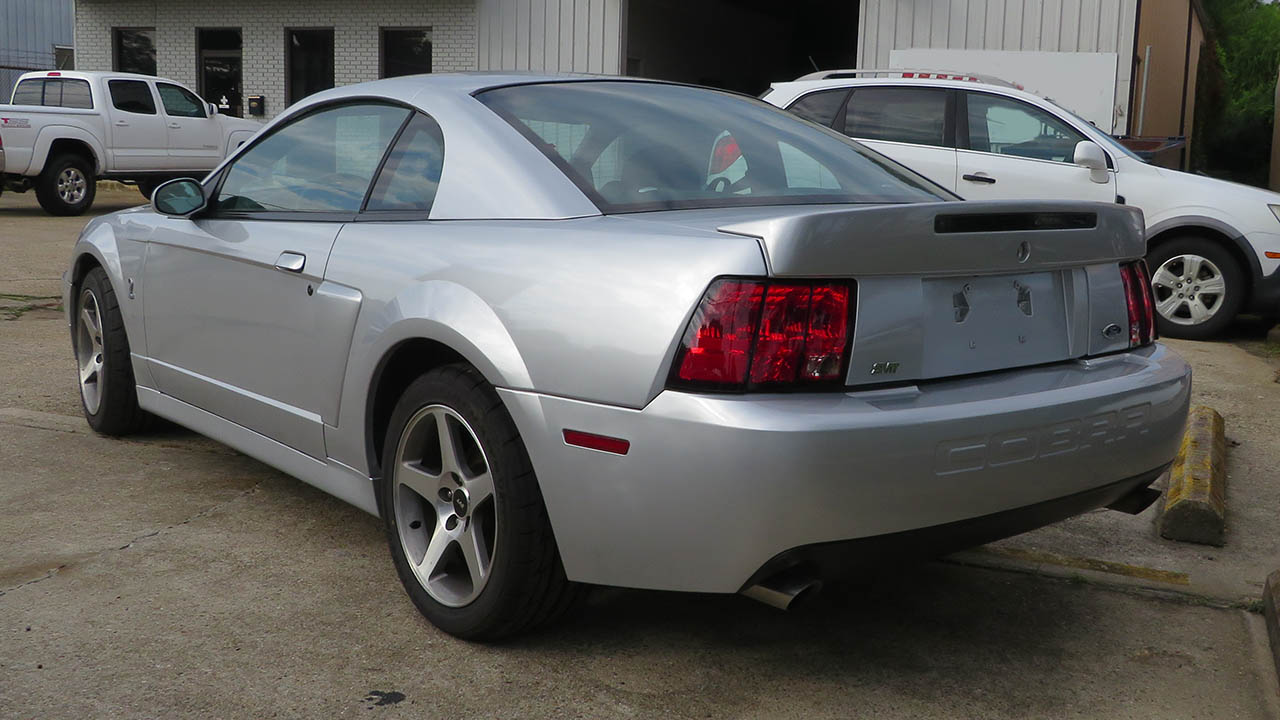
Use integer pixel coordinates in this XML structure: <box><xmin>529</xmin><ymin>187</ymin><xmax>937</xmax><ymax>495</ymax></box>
<box><xmin>624</xmin><ymin>0</ymin><xmax>858</xmax><ymax>96</ymax></box>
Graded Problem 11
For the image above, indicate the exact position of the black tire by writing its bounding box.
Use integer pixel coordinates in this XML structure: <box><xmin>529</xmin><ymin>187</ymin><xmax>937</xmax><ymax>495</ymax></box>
<box><xmin>380</xmin><ymin>364</ymin><xmax>582</xmax><ymax>640</ymax></box>
<box><xmin>73</xmin><ymin>267</ymin><xmax>150</xmax><ymax>435</ymax></box>
<box><xmin>136</xmin><ymin>180</ymin><xmax>160</xmax><ymax>200</ymax></box>
<box><xmin>1147</xmin><ymin>237</ymin><xmax>1246</xmax><ymax>340</ymax></box>
<box><xmin>35</xmin><ymin>154</ymin><xmax>96</xmax><ymax>216</ymax></box>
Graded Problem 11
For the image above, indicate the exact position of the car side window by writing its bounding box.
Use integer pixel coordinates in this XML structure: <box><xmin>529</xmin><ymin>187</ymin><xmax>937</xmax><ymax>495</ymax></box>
<box><xmin>214</xmin><ymin>102</ymin><xmax>410</xmax><ymax>214</ymax></box>
<box><xmin>966</xmin><ymin>92</ymin><xmax>1085</xmax><ymax>163</ymax></box>
<box><xmin>157</xmin><ymin>83</ymin><xmax>207</xmax><ymax>118</ymax></box>
<box><xmin>786</xmin><ymin>89</ymin><xmax>848</xmax><ymax>128</ymax></box>
<box><xmin>365</xmin><ymin>113</ymin><xmax>446</xmax><ymax>213</ymax></box>
<box><xmin>108</xmin><ymin>80</ymin><xmax>156</xmax><ymax>115</ymax></box>
<box><xmin>844</xmin><ymin>87</ymin><xmax>948</xmax><ymax>148</ymax></box>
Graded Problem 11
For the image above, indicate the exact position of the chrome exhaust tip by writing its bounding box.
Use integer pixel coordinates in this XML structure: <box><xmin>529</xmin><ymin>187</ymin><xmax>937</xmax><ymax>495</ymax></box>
<box><xmin>740</xmin><ymin>570</ymin><xmax>823</xmax><ymax>610</ymax></box>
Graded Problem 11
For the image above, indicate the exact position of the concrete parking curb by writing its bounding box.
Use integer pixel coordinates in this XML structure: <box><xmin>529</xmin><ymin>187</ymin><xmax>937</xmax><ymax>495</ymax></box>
<box><xmin>1158</xmin><ymin>405</ymin><xmax>1227</xmax><ymax>546</ymax></box>
<box><xmin>1265</xmin><ymin>570</ymin><xmax>1280</xmax><ymax>691</ymax></box>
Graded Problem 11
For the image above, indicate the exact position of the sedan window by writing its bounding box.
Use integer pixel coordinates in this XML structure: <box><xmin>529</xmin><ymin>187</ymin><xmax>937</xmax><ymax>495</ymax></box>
<box><xmin>214</xmin><ymin>103</ymin><xmax>410</xmax><ymax>214</ymax></box>
<box><xmin>966</xmin><ymin>92</ymin><xmax>1086</xmax><ymax>163</ymax></box>
<box><xmin>478</xmin><ymin>81</ymin><xmax>948</xmax><ymax>213</ymax></box>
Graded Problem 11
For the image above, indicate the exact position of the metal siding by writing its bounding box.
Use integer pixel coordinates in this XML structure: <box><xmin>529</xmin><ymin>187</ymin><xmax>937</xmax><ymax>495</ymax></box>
<box><xmin>478</xmin><ymin>0</ymin><xmax>621</xmax><ymax>73</ymax></box>
<box><xmin>858</xmin><ymin>0</ymin><xmax>1141</xmax><ymax>124</ymax></box>
<box><xmin>0</xmin><ymin>0</ymin><xmax>74</xmax><ymax>98</ymax></box>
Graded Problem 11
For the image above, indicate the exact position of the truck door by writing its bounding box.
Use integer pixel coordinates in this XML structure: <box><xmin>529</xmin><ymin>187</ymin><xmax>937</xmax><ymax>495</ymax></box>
<box><xmin>104</xmin><ymin>79</ymin><xmax>169</xmax><ymax>170</ymax></box>
<box><xmin>155</xmin><ymin>82</ymin><xmax>223</xmax><ymax>170</ymax></box>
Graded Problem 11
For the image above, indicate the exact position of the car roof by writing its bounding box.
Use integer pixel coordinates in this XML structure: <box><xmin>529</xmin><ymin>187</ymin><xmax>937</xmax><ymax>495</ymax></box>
<box><xmin>767</xmin><ymin>74</ymin><xmax>1047</xmax><ymax>105</ymax></box>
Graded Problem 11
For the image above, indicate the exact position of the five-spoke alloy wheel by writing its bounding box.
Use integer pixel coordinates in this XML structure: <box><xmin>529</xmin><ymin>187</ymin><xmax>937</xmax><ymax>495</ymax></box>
<box><xmin>72</xmin><ymin>267</ymin><xmax>148</xmax><ymax>435</ymax></box>
<box><xmin>380</xmin><ymin>364</ymin><xmax>581</xmax><ymax>640</ymax></box>
<box><xmin>75</xmin><ymin>286</ymin><xmax>106</xmax><ymax>415</ymax></box>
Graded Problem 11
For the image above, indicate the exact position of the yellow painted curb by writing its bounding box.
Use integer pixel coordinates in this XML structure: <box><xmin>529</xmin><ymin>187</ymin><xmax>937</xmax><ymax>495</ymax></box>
<box><xmin>1159</xmin><ymin>405</ymin><xmax>1227</xmax><ymax>546</ymax></box>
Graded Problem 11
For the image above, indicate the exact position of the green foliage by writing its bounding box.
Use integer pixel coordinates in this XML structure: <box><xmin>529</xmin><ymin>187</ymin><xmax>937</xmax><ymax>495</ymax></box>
<box><xmin>1196</xmin><ymin>0</ymin><xmax>1280</xmax><ymax>186</ymax></box>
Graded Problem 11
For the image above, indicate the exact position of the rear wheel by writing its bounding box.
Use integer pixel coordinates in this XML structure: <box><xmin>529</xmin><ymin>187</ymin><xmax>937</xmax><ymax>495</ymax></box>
<box><xmin>36</xmin><ymin>154</ymin><xmax>96</xmax><ymax>216</ymax></box>
<box><xmin>380</xmin><ymin>364</ymin><xmax>581</xmax><ymax>639</ymax></box>
<box><xmin>1147</xmin><ymin>238</ymin><xmax>1245</xmax><ymax>340</ymax></box>
<box><xmin>74</xmin><ymin>267</ymin><xmax>149</xmax><ymax>435</ymax></box>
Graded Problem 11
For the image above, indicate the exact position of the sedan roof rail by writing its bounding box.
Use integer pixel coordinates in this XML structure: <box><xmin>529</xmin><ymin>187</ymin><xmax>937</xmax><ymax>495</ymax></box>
<box><xmin>794</xmin><ymin>68</ymin><xmax>1024</xmax><ymax>90</ymax></box>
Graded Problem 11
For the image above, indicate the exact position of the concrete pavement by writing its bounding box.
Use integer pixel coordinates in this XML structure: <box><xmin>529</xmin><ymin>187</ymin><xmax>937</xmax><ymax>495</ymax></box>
<box><xmin>2</xmin><ymin>188</ymin><xmax>1278</xmax><ymax>718</ymax></box>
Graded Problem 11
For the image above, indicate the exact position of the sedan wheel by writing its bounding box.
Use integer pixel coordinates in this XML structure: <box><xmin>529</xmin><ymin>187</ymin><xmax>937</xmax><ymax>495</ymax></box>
<box><xmin>380</xmin><ymin>364</ymin><xmax>582</xmax><ymax>639</ymax></box>
<box><xmin>392</xmin><ymin>405</ymin><xmax>498</xmax><ymax>608</ymax></box>
<box><xmin>75</xmin><ymin>287</ymin><xmax>106</xmax><ymax>415</ymax></box>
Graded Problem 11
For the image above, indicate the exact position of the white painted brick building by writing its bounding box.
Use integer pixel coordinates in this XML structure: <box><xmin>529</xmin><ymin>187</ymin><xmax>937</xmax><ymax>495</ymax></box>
<box><xmin>74</xmin><ymin>0</ymin><xmax>624</xmax><ymax>119</ymax></box>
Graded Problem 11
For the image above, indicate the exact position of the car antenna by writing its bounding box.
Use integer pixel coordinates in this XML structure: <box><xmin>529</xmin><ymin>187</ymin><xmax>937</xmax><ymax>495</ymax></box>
<box><xmin>808</xmin><ymin>56</ymin><xmax>820</xmax><ymax>72</ymax></box>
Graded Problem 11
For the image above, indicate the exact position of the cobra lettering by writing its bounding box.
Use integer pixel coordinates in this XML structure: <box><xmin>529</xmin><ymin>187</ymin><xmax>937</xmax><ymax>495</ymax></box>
<box><xmin>934</xmin><ymin>403</ymin><xmax>1151</xmax><ymax>475</ymax></box>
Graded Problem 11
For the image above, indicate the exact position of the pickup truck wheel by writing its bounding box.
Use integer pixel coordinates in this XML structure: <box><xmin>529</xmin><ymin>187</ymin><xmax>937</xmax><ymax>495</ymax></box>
<box><xmin>36</xmin><ymin>154</ymin><xmax>96</xmax><ymax>216</ymax></box>
<box><xmin>1147</xmin><ymin>238</ymin><xmax>1245</xmax><ymax>340</ymax></box>
<box><xmin>73</xmin><ymin>267</ymin><xmax>149</xmax><ymax>435</ymax></box>
<box><xmin>380</xmin><ymin>364</ymin><xmax>583</xmax><ymax>640</ymax></box>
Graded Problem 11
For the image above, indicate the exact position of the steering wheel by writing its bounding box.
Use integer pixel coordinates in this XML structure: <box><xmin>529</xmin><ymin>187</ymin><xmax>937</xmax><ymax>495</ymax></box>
<box><xmin>705</xmin><ymin>176</ymin><xmax>731</xmax><ymax>193</ymax></box>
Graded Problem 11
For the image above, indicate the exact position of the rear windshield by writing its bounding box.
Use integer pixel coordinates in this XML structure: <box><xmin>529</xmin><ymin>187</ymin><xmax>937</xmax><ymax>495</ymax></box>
<box><xmin>11</xmin><ymin>78</ymin><xmax>93</xmax><ymax>109</ymax></box>
<box><xmin>476</xmin><ymin>81</ymin><xmax>949</xmax><ymax>213</ymax></box>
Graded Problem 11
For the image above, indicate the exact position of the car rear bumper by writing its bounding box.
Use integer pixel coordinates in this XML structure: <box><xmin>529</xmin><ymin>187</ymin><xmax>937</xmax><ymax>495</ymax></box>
<box><xmin>498</xmin><ymin>343</ymin><xmax>1191</xmax><ymax>594</ymax></box>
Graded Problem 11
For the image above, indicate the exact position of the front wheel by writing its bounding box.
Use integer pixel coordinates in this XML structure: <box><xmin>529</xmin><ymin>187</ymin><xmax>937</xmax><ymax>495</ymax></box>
<box><xmin>1147</xmin><ymin>238</ymin><xmax>1245</xmax><ymax>340</ymax></box>
<box><xmin>380</xmin><ymin>364</ymin><xmax>581</xmax><ymax>640</ymax></box>
<box><xmin>36</xmin><ymin>154</ymin><xmax>96</xmax><ymax>216</ymax></box>
<box><xmin>73</xmin><ymin>267</ymin><xmax>149</xmax><ymax>435</ymax></box>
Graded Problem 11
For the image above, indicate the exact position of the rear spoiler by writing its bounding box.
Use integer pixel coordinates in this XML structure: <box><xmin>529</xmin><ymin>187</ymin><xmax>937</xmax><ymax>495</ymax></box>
<box><xmin>717</xmin><ymin>201</ymin><xmax>1146</xmax><ymax>277</ymax></box>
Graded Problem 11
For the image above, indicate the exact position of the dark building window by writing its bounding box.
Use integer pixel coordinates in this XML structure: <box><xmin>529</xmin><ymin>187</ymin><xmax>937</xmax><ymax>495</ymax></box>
<box><xmin>287</xmin><ymin>29</ymin><xmax>335</xmax><ymax>105</ymax></box>
<box><xmin>114</xmin><ymin>28</ymin><xmax>156</xmax><ymax>75</ymax></box>
<box><xmin>381</xmin><ymin>28</ymin><xmax>432</xmax><ymax>78</ymax></box>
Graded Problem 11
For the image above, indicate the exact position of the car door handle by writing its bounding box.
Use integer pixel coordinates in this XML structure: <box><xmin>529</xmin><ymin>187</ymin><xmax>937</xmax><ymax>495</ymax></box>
<box><xmin>114</xmin><ymin>120</ymin><xmax>129</xmax><ymax>126</ymax></box>
<box><xmin>168</xmin><ymin>122</ymin><xmax>181</xmax><ymax>129</ymax></box>
<box><xmin>962</xmin><ymin>173</ymin><xmax>997</xmax><ymax>184</ymax></box>
<box><xmin>274</xmin><ymin>252</ymin><xmax>306</xmax><ymax>273</ymax></box>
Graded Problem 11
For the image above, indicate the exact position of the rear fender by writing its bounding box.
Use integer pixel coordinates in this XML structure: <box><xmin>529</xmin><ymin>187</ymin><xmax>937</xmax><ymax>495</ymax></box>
<box><xmin>30</xmin><ymin>124</ymin><xmax>106</xmax><ymax>176</ymax></box>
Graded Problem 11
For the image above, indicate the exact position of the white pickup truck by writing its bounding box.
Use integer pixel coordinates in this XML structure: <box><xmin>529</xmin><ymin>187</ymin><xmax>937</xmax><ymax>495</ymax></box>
<box><xmin>0</xmin><ymin>71</ymin><xmax>260</xmax><ymax>215</ymax></box>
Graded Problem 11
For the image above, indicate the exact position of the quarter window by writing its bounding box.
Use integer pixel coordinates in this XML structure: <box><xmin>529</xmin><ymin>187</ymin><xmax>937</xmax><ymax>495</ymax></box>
<box><xmin>787</xmin><ymin>89</ymin><xmax>848</xmax><ymax>128</ymax></box>
<box><xmin>366</xmin><ymin>113</ymin><xmax>446</xmax><ymax>212</ymax></box>
<box><xmin>965</xmin><ymin>92</ymin><xmax>1086</xmax><ymax>163</ymax></box>
<box><xmin>844</xmin><ymin>87</ymin><xmax>948</xmax><ymax>147</ymax></box>
<box><xmin>215</xmin><ymin>103</ymin><xmax>410</xmax><ymax>214</ymax></box>
<box><xmin>157</xmin><ymin>83</ymin><xmax>207</xmax><ymax>118</ymax></box>
<box><xmin>108</xmin><ymin>80</ymin><xmax>156</xmax><ymax>114</ymax></box>
<box><xmin>114</xmin><ymin>28</ymin><xmax>157</xmax><ymax>75</ymax></box>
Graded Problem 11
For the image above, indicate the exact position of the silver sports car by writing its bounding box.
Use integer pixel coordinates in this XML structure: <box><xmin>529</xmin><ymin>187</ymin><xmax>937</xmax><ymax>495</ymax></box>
<box><xmin>63</xmin><ymin>73</ymin><xmax>1191</xmax><ymax>639</ymax></box>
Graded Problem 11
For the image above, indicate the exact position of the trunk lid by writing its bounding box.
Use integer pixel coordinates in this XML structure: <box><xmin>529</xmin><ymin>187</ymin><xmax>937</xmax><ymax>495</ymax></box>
<box><xmin>709</xmin><ymin>200</ymin><xmax>1146</xmax><ymax>386</ymax></box>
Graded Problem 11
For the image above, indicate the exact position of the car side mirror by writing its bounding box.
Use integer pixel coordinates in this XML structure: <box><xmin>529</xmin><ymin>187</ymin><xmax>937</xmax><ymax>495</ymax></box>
<box><xmin>152</xmin><ymin>178</ymin><xmax>208</xmax><ymax>218</ymax></box>
<box><xmin>207</xmin><ymin>102</ymin><xmax>218</xmax><ymax>116</ymax></box>
<box><xmin>1073</xmin><ymin>141</ymin><xmax>1110</xmax><ymax>184</ymax></box>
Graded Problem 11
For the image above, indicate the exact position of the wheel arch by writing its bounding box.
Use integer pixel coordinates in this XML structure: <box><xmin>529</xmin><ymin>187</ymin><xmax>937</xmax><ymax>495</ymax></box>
<box><xmin>31</xmin><ymin>126</ymin><xmax>105</xmax><ymax>176</ymax></box>
<box><xmin>1145</xmin><ymin>220</ymin><xmax>1260</xmax><ymax>293</ymax></box>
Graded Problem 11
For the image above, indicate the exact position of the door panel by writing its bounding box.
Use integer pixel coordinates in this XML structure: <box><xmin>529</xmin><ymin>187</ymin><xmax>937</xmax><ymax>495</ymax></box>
<box><xmin>157</xmin><ymin>82</ymin><xmax>223</xmax><ymax>169</ymax></box>
<box><xmin>105</xmin><ymin>79</ymin><xmax>168</xmax><ymax>170</ymax></box>
<box><xmin>142</xmin><ymin>219</ymin><xmax>359</xmax><ymax>459</ymax></box>
<box><xmin>955</xmin><ymin>150</ymin><xmax>1114</xmax><ymax>202</ymax></box>
<box><xmin>860</xmin><ymin>140</ymin><xmax>958</xmax><ymax>193</ymax></box>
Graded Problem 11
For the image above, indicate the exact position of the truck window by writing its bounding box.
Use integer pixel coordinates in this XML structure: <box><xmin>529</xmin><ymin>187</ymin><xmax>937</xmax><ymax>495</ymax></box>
<box><xmin>157</xmin><ymin>83</ymin><xmax>207</xmax><ymax>118</ymax></box>
<box><xmin>108</xmin><ymin>80</ymin><xmax>157</xmax><ymax>115</ymax></box>
<box><xmin>844</xmin><ymin>87</ymin><xmax>948</xmax><ymax>148</ymax></box>
<box><xmin>11</xmin><ymin>78</ymin><xmax>92</xmax><ymax>109</ymax></box>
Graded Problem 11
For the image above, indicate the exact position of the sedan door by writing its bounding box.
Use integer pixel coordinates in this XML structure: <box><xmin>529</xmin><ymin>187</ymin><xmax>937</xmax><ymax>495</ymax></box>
<box><xmin>105</xmin><ymin>79</ymin><xmax>169</xmax><ymax>170</ymax></box>
<box><xmin>955</xmin><ymin>91</ymin><xmax>1116</xmax><ymax>202</ymax></box>
<box><xmin>142</xmin><ymin>101</ymin><xmax>412</xmax><ymax>459</ymax></box>
<box><xmin>156</xmin><ymin>82</ymin><xmax>224</xmax><ymax>171</ymax></box>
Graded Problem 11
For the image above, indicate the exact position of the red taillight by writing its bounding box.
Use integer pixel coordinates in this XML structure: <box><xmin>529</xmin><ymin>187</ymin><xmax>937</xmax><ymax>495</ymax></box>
<box><xmin>1120</xmin><ymin>260</ymin><xmax>1157</xmax><ymax>347</ymax></box>
<box><xmin>709</xmin><ymin>135</ymin><xmax>742</xmax><ymax>174</ymax></box>
<box><xmin>672</xmin><ymin>278</ymin><xmax>853</xmax><ymax>391</ymax></box>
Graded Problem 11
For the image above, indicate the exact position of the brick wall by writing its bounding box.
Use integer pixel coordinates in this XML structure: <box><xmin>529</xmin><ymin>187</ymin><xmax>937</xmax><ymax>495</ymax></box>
<box><xmin>75</xmin><ymin>0</ymin><xmax>477</xmax><ymax>119</ymax></box>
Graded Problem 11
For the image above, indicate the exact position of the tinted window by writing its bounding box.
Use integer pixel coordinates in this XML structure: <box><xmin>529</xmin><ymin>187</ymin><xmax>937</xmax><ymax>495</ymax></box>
<box><xmin>478</xmin><ymin>81</ymin><xmax>947</xmax><ymax>213</ymax></box>
<box><xmin>966</xmin><ymin>92</ymin><xmax>1085</xmax><ymax>163</ymax></box>
<box><xmin>12</xmin><ymin>78</ymin><xmax>92</xmax><ymax>109</ymax></box>
<box><xmin>215</xmin><ymin>103</ymin><xmax>410</xmax><ymax>213</ymax></box>
<box><xmin>381</xmin><ymin>28</ymin><xmax>432</xmax><ymax>78</ymax></box>
<box><xmin>787</xmin><ymin>89</ymin><xmax>847</xmax><ymax>127</ymax></box>
<box><xmin>845</xmin><ymin>87</ymin><xmax>947</xmax><ymax>147</ymax></box>
<box><xmin>157</xmin><ymin>83</ymin><xmax>206</xmax><ymax>118</ymax></box>
<box><xmin>287</xmin><ymin>29</ymin><xmax>335</xmax><ymax>104</ymax></box>
<box><xmin>109</xmin><ymin>80</ymin><xmax>156</xmax><ymax>114</ymax></box>
<box><xmin>114</xmin><ymin>28</ymin><xmax>156</xmax><ymax>75</ymax></box>
<box><xmin>366</xmin><ymin>114</ymin><xmax>445</xmax><ymax>212</ymax></box>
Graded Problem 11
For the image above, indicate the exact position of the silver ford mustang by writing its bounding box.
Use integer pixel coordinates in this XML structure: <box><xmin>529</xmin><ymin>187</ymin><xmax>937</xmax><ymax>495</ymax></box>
<box><xmin>63</xmin><ymin>73</ymin><xmax>1191</xmax><ymax>639</ymax></box>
